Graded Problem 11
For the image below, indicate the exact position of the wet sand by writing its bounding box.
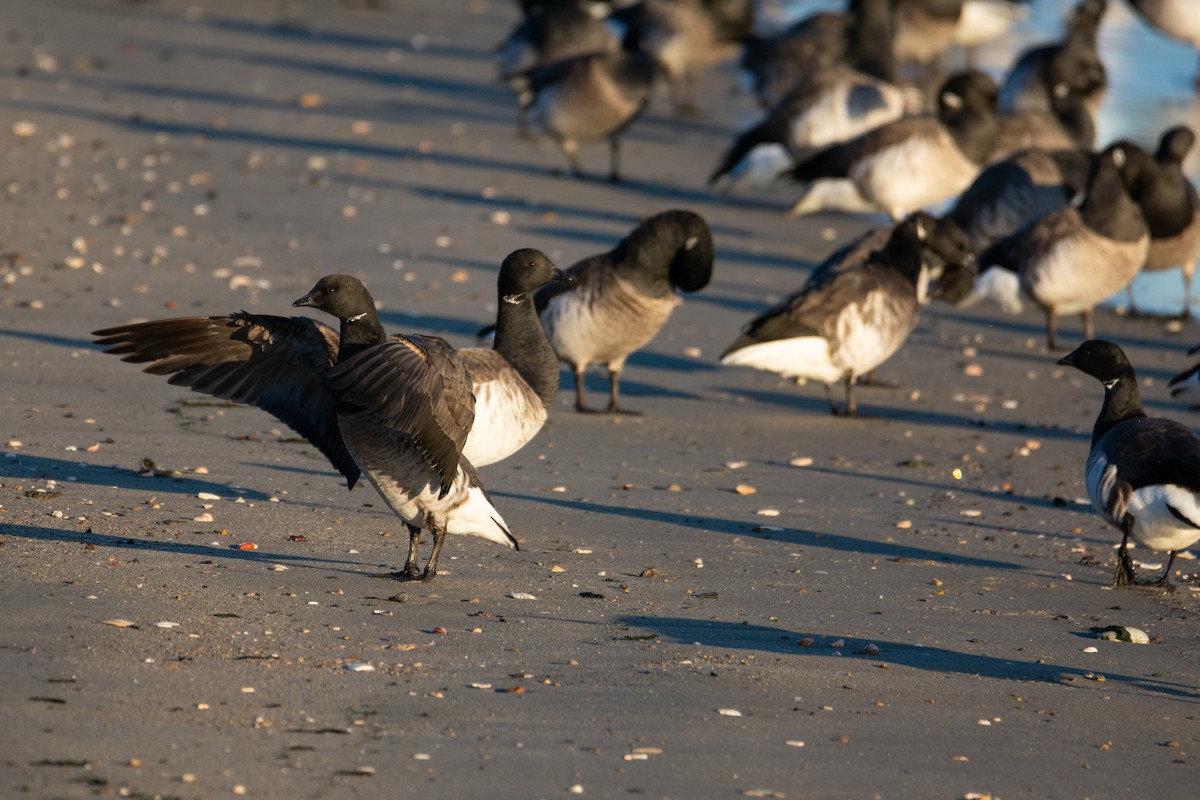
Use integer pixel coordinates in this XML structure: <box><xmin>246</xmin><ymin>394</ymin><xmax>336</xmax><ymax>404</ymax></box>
<box><xmin>1</xmin><ymin>2</ymin><xmax>1198</xmax><ymax>798</ymax></box>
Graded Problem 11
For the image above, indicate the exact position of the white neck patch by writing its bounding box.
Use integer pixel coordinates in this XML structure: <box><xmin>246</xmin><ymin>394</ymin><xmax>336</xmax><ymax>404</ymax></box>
<box><xmin>684</xmin><ymin>236</ymin><xmax>699</xmax><ymax>251</ymax></box>
<box><xmin>502</xmin><ymin>293</ymin><xmax>524</xmax><ymax>305</ymax></box>
<box><xmin>1103</xmin><ymin>378</ymin><xmax>1120</xmax><ymax>390</ymax></box>
<box><xmin>348</xmin><ymin>312</ymin><xmax>369</xmax><ymax>322</ymax></box>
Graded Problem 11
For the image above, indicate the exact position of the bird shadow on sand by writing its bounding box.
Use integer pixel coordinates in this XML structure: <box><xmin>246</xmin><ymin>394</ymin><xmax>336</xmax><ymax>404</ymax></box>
<box><xmin>497</xmin><ymin>492</ymin><xmax>1022</xmax><ymax>571</ymax></box>
<box><xmin>615</xmin><ymin>616</ymin><xmax>1199</xmax><ymax>699</ymax></box>
<box><xmin>0</xmin><ymin>328</ymin><xmax>98</xmax><ymax>351</ymax></box>
<box><xmin>0</xmin><ymin>522</ymin><xmax>371</xmax><ymax>574</ymax></box>
<box><xmin>0</xmin><ymin>454</ymin><xmax>276</xmax><ymax>500</ymax></box>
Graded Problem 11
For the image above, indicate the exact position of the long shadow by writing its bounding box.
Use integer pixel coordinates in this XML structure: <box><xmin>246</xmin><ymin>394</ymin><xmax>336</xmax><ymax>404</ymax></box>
<box><xmin>0</xmin><ymin>454</ymin><xmax>276</xmax><ymax>500</ymax></box>
<box><xmin>496</xmin><ymin>492</ymin><xmax>1023</xmax><ymax>570</ymax></box>
<box><xmin>616</xmin><ymin>616</ymin><xmax>1199</xmax><ymax>699</ymax></box>
<box><xmin>0</xmin><ymin>328</ymin><xmax>98</xmax><ymax>350</ymax></box>
<box><xmin>718</xmin><ymin>383</ymin><xmax>1086</xmax><ymax>441</ymax></box>
<box><xmin>0</xmin><ymin>523</ymin><xmax>371</xmax><ymax>574</ymax></box>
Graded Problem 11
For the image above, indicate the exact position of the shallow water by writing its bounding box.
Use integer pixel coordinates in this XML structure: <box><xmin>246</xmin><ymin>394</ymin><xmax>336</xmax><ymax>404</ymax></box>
<box><xmin>771</xmin><ymin>0</ymin><xmax>1200</xmax><ymax>314</ymax></box>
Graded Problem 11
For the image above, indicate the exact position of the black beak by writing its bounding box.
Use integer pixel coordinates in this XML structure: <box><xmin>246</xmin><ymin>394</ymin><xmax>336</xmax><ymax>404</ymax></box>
<box><xmin>1056</xmin><ymin>352</ymin><xmax>1075</xmax><ymax>367</ymax></box>
<box><xmin>293</xmin><ymin>292</ymin><xmax>316</xmax><ymax>308</ymax></box>
<box><xmin>551</xmin><ymin>267</ymin><xmax>572</xmax><ymax>284</ymax></box>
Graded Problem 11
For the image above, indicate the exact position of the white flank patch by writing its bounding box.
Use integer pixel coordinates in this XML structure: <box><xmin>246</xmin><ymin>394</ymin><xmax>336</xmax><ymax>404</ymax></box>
<box><xmin>965</xmin><ymin>266</ymin><xmax>1024</xmax><ymax>314</ymax></box>
<box><xmin>722</xmin><ymin>337</ymin><xmax>842</xmax><ymax>384</ymax></box>
<box><xmin>1128</xmin><ymin>484</ymin><xmax>1200</xmax><ymax>553</ymax></box>
<box><xmin>788</xmin><ymin>178</ymin><xmax>882</xmax><ymax>217</ymax></box>
<box><xmin>853</xmin><ymin>130</ymin><xmax>978</xmax><ymax>219</ymax></box>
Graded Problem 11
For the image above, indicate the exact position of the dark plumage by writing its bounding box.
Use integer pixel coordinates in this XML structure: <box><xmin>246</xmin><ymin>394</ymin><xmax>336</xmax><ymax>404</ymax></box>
<box><xmin>617</xmin><ymin>0</ymin><xmax>753</xmax><ymax>112</ymax></box>
<box><xmin>783</xmin><ymin>70</ymin><xmax>1000</xmax><ymax>221</ymax></box>
<box><xmin>721</xmin><ymin>212</ymin><xmax>955</xmax><ymax>416</ymax></box>
<box><xmin>980</xmin><ymin>143</ymin><xmax>1150</xmax><ymax>349</ymax></box>
<box><xmin>999</xmin><ymin>0</ymin><xmax>1107</xmax><ymax>119</ymax></box>
<box><xmin>459</xmin><ymin>250</ymin><xmax>570</xmax><ymax>465</ymax></box>
<box><xmin>535</xmin><ymin>209</ymin><xmax>714</xmax><ymax>413</ymax></box>
<box><xmin>512</xmin><ymin>44</ymin><xmax>655</xmax><ymax>181</ymax></box>
<box><xmin>1058</xmin><ymin>339</ymin><xmax>1200</xmax><ymax>586</ymax></box>
<box><xmin>92</xmin><ymin>266</ymin><xmax>573</xmax><ymax>582</ymax></box>
<box><xmin>497</xmin><ymin>0</ymin><xmax>618</xmax><ymax>135</ymax></box>
<box><xmin>1120</xmin><ymin>126</ymin><xmax>1200</xmax><ymax>318</ymax></box>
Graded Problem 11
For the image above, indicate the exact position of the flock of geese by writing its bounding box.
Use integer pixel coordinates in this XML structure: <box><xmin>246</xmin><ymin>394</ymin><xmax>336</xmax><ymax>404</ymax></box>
<box><xmin>88</xmin><ymin>0</ymin><xmax>1200</xmax><ymax>589</ymax></box>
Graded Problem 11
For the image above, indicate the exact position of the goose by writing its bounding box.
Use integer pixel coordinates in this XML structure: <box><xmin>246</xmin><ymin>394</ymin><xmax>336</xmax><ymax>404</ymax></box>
<box><xmin>989</xmin><ymin>81</ymin><xmax>1095</xmax><ymax>162</ymax></box>
<box><xmin>511</xmin><ymin>41</ymin><xmax>655</xmax><ymax>181</ymax></box>
<box><xmin>979</xmin><ymin>143</ymin><xmax>1149</xmax><ymax>349</ymax></box>
<box><xmin>1120</xmin><ymin>126</ymin><xmax>1200</xmax><ymax>318</ymax></box>
<box><xmin>615</xmin><ymin>0</ymin><xmax>754</xmax><ymax>112</ymax></box>
<box><xmin>782</xmin><ymin>70</ymin><xmax>1000</xmax><ymax>221</ymax></box>
<box><xmin>709</xmin><ymin>0</ymin><xmax>904</xmax><ymax>189</ymax></box>
<box><xmin>535</xmin><ymin>209</ymin><xmax>714</xmax><ymax>413</ymax></box>
<box><xmin>941</xmin><ymin>145</ymin><xmax>1090</xmax><ymax>312</ymax></box>
<box><xmin>93</xmin><ymin>252</ymin><xmax>566</xmax><ymax>579</ymax></box>
<box><xmin>459</xmin><ymin>249</ymin><xmax>571</xmax><ymax>465</ymax></box>
<box><xmin>1057</xmin><ymin>339</ymin><xmax>1200</xmax><ymax>586</ymax></box>
<box><xmin>720</xmin><ymin>212</ymin><xmax>955</xmax><ymax>416</ymax></box>
<box><xmin>999</xmin><ymin>0</ymin><xmax>1107</xmax><ymax>119</ymax></box>
<box><xmin>497</xmin><ymin>0</ymin><xmax>618</xmax><ymax>135</ymax></box>
<box><xmin>740</xmin><ymin>10</ymin><xmax>846</xmax><ymax>110</ymax></box>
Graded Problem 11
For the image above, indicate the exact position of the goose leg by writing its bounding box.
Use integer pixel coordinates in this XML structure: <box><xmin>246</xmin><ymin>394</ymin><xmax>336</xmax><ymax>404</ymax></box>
<box><xmin>1182</xmin><ymin>260</ymin><xmax>1195</xmax><ymax>320</ymax></box>
<box><xmin>605</xmin><ymin>366</ymin><xmax>640</xmax><ymax>415</ymax></box>
<box><xmin>1080</xmin><ymin>308</ymin><xmax>1094</xmax><ymax>341</ymax></box>
<box><xmin>607</xmin><ymin>136</ymin><xmax>622</xmax><ymax>184</ymax></box>
<box><xmin>402</xmin><ymin>523</ymin><xmax>423</xmax><ymax>578</ymax></box>
<box><xmin>844</xmin><ymin>376</ymin><xmax>858</xmax><ymax>417</ymax></box>
<box><xmin>823</xmin><ymin>383</ymin><xmax>840</xmax><ymax>415</ymax></box>
<box><xmin>560</xmin><ymin>139</ymin><xmax>585</xmax><ymax>179</ymax></box>
<box><xmin>1151</xmin><ymin>551</ymin><xmax>1177</xmax><ymax>588</ymax></box>
<box><xmin>1045</xmin><ymin>308</ymin><xmax>1058</xmax><ymax>351</ymax></box>
<box><xmin>573</xmin><ymin>363</ymin><xmax>597</xmax><ymax>413</ymax></box>
<box><xmin>1114</xmin><ymin>530</ymin><xmax>1137</xmax><ymax>587</ymax></box>
<box><xmin>419</xmin><ymin>521</ymin><xmax>448</xmax><ymax>581</ymax></box>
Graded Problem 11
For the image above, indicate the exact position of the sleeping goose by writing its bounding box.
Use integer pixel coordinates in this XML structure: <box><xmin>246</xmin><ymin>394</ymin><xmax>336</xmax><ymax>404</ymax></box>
<box><xmin>720</xmin><ymin>212</ymin><xmax>951</xmax><ymax>416</ymax></box>
<box><xmin>511</xmin><ymin>40</ymin><xmax>656</xmax><ymax>181</ymax></box>
<box><xmin>535</xmin><ymin>209</ymin><xmax>714</xmax><ymax>413</ymax></box>
<box><xmin>1121</xmin><ymin>126</ymin><xmax>1200</xmax><ymax>318</ymax></box>
<box><xmin>979</xmin><ymin>142</ymin><xmax>1150</xmax><ymax>349</ymax></box>
<box><xmin>1058</xmin><ymin>339</ymin><xmax>1200</xmax><ymax>587</ymax></box>
<box><xmin>782</xmin><ymin>70</ymin><xmax>1000</xmax><ymax>221</ymax></box>
<box><xmin>92</xmin><ymin>254</ymin><xmax>566</xmax><ymax>579</ymax></box>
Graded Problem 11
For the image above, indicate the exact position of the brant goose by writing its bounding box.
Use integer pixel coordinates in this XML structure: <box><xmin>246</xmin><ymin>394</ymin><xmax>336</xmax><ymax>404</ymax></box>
<box><xmin>459</xmin><ymin>249</ymin><xmax>570</xmax><ymax>465</ymax></box>
<box><xmin>999</xmin><ymin>0</ymin><xmax>1107</xmax><ymax>119</ymax></box>
<box><xmin>93</xmin><ymin>258</ymin><xmax>565</xmax><ymax>580</ymax></box>
<box><xmin>614</xmin><ymin>0</ymin><xmax>753</xmax><ymax>112</ymax></box>
<box><xmin>720</xmin><ymin>212</ymin><xmax>959</xmax><ymax>416</ymax></box>
<box><xmin>941</xmin><ymin>145</ymin><xmax>1091</xmax><ymax>312</ymax></box>
<box><xmin>536</xmin><ymin>209</ymin><xmax>714</xmax><ymax>413</ymax></box>
<box><xmin>782</xmin><ymin>70</ymin><xmax>1000</xmax><ymax>221</ymax></box>
<box><xmin>979</xmin><ymin>143</ymin><xmax>1149</xmax><ymax>349</ymax></box>
<box><xmin>497</xmin><ymin>0</ymin><xmax>618</xmax><ymax>135</ymax></box>
<box><xmin>740</xmin><ymin>10</ymin><xmax>847</xmax><ymax>109</ymax></box>
<box><xmin>1120</xmin><ymin>126</ymin><xmax>1200</xmax><ymax>318</ymax></box>
<box><xmin>709</xmin><ymin>0</ymin><xmax>903</xmax><ymax>188</ymax></box>
<box><xmin>512</xmin><ymin>41</ymin><xmax>655</xmax><ymax>181</ymax></box>
<box><xmin>1058</xmin><ymin>339</ymin><xmax>1200</xmax><ymax>586</ymax></box>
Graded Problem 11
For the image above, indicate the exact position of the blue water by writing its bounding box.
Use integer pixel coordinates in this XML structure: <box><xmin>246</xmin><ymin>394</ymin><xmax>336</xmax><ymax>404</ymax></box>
<box><xmin>772</xmin><ymin>0</ymin><xmax>1200</xmax><ymax>314</ymax></box>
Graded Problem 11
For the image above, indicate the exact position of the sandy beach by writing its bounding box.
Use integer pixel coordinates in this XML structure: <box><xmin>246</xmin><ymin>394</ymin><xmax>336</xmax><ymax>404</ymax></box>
<box><xmin>1</xmin><ymin>1</ymin><xmax>1198</xmax><ymax>798</ymax></box>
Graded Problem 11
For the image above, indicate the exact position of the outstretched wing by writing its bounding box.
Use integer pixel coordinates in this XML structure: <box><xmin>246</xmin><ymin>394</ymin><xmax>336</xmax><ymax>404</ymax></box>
<box><xmin>329</xmin><ymin>333</ymin><xmax>475</xmax><ymax>493</ymax></box>
<box><xmin>92</xmin><ymin>313</ymin><xmax>359</xmax><ymax>489</ymax></box>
